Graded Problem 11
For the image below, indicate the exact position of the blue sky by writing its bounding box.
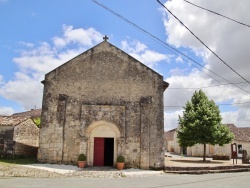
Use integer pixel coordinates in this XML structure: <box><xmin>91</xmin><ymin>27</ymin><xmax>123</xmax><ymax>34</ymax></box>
<box><xmin>1</xmin><ymin>0</ymin><xmax>250</xmax><ymax>130</ymax></box>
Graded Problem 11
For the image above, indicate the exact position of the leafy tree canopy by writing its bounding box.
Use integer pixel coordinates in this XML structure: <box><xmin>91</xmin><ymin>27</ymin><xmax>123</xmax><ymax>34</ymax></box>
<box><xmin>177</xmin><ymin>90</ymin><xmax>234</xmax><ymax>160</ymax></box>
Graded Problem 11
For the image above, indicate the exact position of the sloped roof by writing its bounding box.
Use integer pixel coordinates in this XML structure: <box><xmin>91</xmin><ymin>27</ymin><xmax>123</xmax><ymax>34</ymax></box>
<box><xmin>166</xmin><ymin>124</ymin><xmax>250</xmax><ymax>142</ymax></box>
<box><xmin>225</xmin><ymin>124</ymin><xmax>250</xmax><ymax>142</ymax></box>
<box><xmin>0</xmin><ymin>116</ymin><xmax>29</xmax><ymax>127</ymax></box>
<box><xmin>12</xmin><ymin>109</ymin><xmax>41</xmax><ymax>118</ymax></box>
<box><xmin>43</xmin><ymin>40</ymin><xmax>169</xmax><ymax>90</ymax></box>
<box><xmin>165</xmin><ymin>128</ymin><xmax>176</xmax><ymax>141</ymax></box>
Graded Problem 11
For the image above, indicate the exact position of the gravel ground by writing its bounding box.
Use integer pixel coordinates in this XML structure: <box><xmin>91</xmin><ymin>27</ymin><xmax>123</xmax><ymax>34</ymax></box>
<box><xmin>1</xmin><ymin>155</ymin><xmax>247</xmax><ymax>178</ymax></box>
<box><xmin>0</xmin><ymin>164</ymin><xmax>66</xmax><ymax>178</ymax></box>
<box><xmin>0</xmin><ymin>163</ymin><xmax>163</xmax><ymax>178</ymax></box>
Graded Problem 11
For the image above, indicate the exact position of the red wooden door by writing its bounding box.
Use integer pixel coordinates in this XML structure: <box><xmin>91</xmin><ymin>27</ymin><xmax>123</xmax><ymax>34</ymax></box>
<box><xmin>94</xmin><ymin>138</ymin><xmax>104</xmax><ymax>166</ymax></box>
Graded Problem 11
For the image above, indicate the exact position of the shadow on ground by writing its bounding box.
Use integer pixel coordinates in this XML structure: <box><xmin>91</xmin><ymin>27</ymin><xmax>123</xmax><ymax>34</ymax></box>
<box><xmin>170</xmin><ymin>159</ymin><xmax>225</xmax><ymax>164</ymax></box>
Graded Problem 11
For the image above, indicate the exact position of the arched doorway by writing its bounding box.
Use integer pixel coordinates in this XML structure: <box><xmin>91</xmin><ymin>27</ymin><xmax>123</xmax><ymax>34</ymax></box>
<box><xmin>84</xmin><ymin>120</ymin><xmax>121</xmax><ymax>166</ymax></box>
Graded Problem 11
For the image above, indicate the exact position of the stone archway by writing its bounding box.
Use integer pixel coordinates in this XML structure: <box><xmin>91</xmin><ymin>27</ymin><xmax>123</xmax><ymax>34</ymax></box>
<box><xmin>84</xmin><ymin>120</ymin><xmax>121</xmax><ymax>166</ymax></box>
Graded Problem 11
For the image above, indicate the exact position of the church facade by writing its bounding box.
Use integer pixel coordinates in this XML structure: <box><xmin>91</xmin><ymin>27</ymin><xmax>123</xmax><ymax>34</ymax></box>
<box><xmin>37</xmin><ymin>40</ymin><xmax>169</xmax><ymax>169</ymax></box>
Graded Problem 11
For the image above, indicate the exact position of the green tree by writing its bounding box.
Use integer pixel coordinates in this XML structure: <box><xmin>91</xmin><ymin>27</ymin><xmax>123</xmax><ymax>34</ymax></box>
<box><xmin>177</xmin><ymin>90</ymin><xmax>234</xmax><ymax>161</ymax></box>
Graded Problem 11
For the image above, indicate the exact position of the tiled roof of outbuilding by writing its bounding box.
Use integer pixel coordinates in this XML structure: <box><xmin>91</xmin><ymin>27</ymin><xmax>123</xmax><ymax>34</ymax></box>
<box><xmin>12</xmin><ymin>109</ymin><xmax>41</xmax><ymax>118</ymax></box>
<box><xmin>166</xmin><ymin>124</ymin><xmax>250</xmax><ymax>142</ymax></box>
<box><xmin>165</xmin><ymin>128</ymin><xmax>176</xmax><ymax>141</ymax></box>
<box><xmin>225</xmin><ymin>124</ymin><xmax>250</xmax><ymax>142</ymax></box>
<box><xmin>0</xmin><ymin>116</ymin><xmax>29</xmax><ymax>126</ymax></box>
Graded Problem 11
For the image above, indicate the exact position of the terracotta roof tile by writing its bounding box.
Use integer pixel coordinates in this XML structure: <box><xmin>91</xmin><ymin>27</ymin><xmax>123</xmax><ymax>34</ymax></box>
<box><xmin>167</xmin><ymin>124</ymin><xmax>250</xmax><ymax>142</ymax></box>
<box><xmin>0</xmin><ymin>116</ymin><xmax>29</xmax><ymax>126</ymax></box>
<box><xmin>12</xmin><ymin>109</ymin><xmax>41</xmax><ymax>118</ymax></box>
<box><xmin>225</xmin><ymin>124</ymin><xmax>250</xmax><ymax>142</ymax></box>
<box><xmin>165</xmin><ymin>129</ymin><xmax>176</xmax><ymax>141</ymax></box>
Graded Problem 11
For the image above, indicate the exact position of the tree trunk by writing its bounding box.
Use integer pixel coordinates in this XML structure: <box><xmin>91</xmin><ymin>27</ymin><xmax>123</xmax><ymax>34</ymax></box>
<box><xmin>203</xmin><ymin>143</ymin><xmax>206</xmax><ymax>161</ymax></box>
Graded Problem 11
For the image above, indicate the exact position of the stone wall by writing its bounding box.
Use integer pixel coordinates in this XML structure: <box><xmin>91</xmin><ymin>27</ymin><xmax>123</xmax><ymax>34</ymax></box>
<box><xmin>38</xmin><ymin>41</ymin><xmax>167</xmax><ymax>169</ymax></box>
<box><xmin>0</xmin><ymin>119</ymin><xmax>39</xmax><ymax>157</ymax></box>
<box><xmin>0</xmin><ymin>126</ymin><xmax>14</xmax><ymax>157</ymax></box>
<box><xmin>214</xmin><ymin>141</ymin><xmax>250</xmax><ymax>158</ymax></box>
<box><xmin>14</xmin><ymin>119</ymin><xmax>39</xmax><ymax>157</ymax></box>
<box><xmin>171</xmin><ymin>128</ymin><xmax>250</xmax><ymax>158</ymax></box>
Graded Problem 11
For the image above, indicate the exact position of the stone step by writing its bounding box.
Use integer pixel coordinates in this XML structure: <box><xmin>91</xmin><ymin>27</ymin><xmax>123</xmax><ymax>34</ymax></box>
<box><xmin>165</xmin><ymin>165</ymin><xmax>250</xmax><ymax>171</ymax></box>
<box><xmin>165</xmin><ymin>168</ymin><xmax>250</xmax><ymax>174</ymax></box>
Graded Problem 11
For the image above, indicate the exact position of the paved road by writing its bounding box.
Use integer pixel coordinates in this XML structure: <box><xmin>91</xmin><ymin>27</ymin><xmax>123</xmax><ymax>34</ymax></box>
<box><xmin>1</xmin><ymin>172</ymin><xmax>249</xmax><ymax>188</ymax></box>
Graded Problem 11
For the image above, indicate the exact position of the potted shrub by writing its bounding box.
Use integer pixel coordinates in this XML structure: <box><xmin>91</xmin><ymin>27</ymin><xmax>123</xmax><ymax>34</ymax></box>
<box><xmin>116</xmin><ymin>155</ymin><xmax>125</xmax><ymax>170</ymax></box>
<box><xmin>78</xmin><ymin>154</ymin><xmax>86</xmax><ymax>168</ymax></box>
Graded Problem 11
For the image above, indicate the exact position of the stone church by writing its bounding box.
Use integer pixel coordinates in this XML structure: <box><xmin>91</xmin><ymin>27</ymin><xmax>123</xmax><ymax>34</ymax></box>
<box><xmin>37</xmin><ymin>37</ymin><xmax>169</xmax><ymax>169</ymax></box>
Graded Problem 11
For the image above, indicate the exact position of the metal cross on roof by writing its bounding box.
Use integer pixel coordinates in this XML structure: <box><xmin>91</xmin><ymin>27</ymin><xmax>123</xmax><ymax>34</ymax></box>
<box><xmin>103</xmin><ymin>35</ymin><xmax>109</xmax><ymax>41</ymax></box>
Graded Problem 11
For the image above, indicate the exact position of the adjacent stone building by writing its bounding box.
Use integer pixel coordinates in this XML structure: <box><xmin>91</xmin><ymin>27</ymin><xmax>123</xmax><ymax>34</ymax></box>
<box><xmin>167</xmin><ymin>124</ymin><xmax>250</xmax><ymax>158</ymax></box>
<box><xmin>38</xmin><ymin>40</ymin><xmax>169</xmax><ymax>169</ymax></box>
<box><xmin>0</xmin><ymin>116</ymin><xmax>39</xmax><ymax>158</ymax></box>
<box><xmin>165</xmin><ymin>128</ymin><xmax>176</xmax><ymax>152</ymax></box>
<box><xmin>12</xmin><ymin>109</ymin><xmax>42</xmax><ymax>118</ymax></box>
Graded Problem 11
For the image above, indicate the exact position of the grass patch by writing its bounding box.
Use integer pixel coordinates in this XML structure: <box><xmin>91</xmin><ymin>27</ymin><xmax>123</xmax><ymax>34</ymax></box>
<box><xmin>0</xmin><ymin>158</ymin><xmax>37</xmax><ymax>165</ymax></box>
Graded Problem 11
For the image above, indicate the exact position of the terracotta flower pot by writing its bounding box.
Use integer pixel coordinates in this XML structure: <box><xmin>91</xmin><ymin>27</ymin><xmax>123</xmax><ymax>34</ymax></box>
<box><xmin>78</xmin><ymin>161</ymin><xmax>86</xmax><ymax>168</ymax></box>
<box><xmin>117</xmin><ymin>162</ymin><xmax>124</xmax><ymax>170</ymax></box>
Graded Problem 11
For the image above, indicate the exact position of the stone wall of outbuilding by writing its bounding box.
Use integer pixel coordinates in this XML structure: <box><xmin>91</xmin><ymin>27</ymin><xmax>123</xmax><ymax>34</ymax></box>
<box><xmin>14</xmin><ymin>119</ymin><xmax>39</xmax><ymax>157</ymax></box>
<box><xmin>0</xmin><ymin>119</ymin><xmax>39</xmax><ymax>157</ymax></box>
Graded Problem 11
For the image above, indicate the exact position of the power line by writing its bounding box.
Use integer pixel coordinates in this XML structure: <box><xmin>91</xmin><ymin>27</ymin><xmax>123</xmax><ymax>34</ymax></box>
<box><xmin>183</xmin><ymin>0</ymin><xmax>250</xmax><ymax>28</ymax></box>
<box><xmin>156</xmin><ymin>0</ymin><xmax>250</xmax><ymax>86</ymax></box>
<box><xmin>164</xmin><ymin>101</ymin><xmax>250</xmax><ymax>108</ymax></box>
<box><xmin>92</xmin><ymin>0</ymin><xmax>221</xmax><ymax>82</ymax></box>
<box><xmin>168</xmin><ymin>81</ymin><xmax>248</xmax><ymax>89</ymax></box>
<box><xmin>92</xmin><ymin>0</ymin><xmax>250</xmax><ymax>94</ymax></box>
<box><xmin>219</xmin><ymin>102</ymin><xmax>250</xmax><ymax>106</ymax></box>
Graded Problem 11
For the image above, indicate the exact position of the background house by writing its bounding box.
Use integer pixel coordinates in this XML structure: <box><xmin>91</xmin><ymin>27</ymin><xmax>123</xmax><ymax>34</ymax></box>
<box><xmin>166</xmin><ymin>124</ymin><xmax>250</xmax><ymax>158</ymax></box>
<box><xmin>12</xmin><ymin>109</ymin><xmax>42</xmax><ymax>118</ymax></box>
<box><xmin>0</xmin><ymin>116</ymin><xmax>39</xmax><ymax>158</ymax></box>
<box><xmin>165</xmin><ymin>128</ymin><xmax>176</xmax><ymax>152</ymax></box>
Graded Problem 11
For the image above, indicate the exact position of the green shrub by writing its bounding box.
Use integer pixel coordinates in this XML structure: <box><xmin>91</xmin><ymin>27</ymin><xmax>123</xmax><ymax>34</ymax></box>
<box><xmin>78</xmin><ymin>154</ymin><xmax>86</xmax><ymax>161</ymax></box>
<box><xmin>116</xmin><ymin>155</ymin><xmax>125</xmax><ymax>163</ymax></box>
<box><xmin>33</xmin><ymin>117</ymin><xmax>41</xmax><ymax>128</ymax></box>
<box><xmin>212</xmin><ymin>154</ymin><xmax>230</xmax><ymax>160</ymax></box>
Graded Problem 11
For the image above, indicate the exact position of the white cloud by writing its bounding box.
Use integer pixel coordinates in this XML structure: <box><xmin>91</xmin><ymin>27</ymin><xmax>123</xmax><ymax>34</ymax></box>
<box><xmin>162</xmin><ymin>0</ymin><xmax>250</xmax><ymax>83</ymax></box>
<box><xmin>0</xmin><ymin>72</ymin><xmax>43</xmax><ymax>110</ymax></box>
<box><xmin>221</xmin><ymin>108</ymin><xmax>250</xmax><ymax>128</ymax></box>
<box><xmin>2</xmin><ymin>26</ymin><xmax>169</xmax><ymax>113</ymax></box>
<box><xmin>53</xmin><ymin>37</ymin><xmax>67</xmax><ymax>48</ymax></box>
<box><xmin>164</xmin><ymin>70</ymin><xmax>250</xmax><ymax>130</ymax></box>
<box><xmin>164</xmin><ymin>69</ymin><xmax>250</xmax><ymax>128</ymax></box>
<box><xmin>0</xmin><ymin>75</ymin><xmax>3</xmax><ymax>85</ymax></box>
<box><xmin>53</xmin><ymin>25</ymin><xmax>103</xmax><ymax>48</ymax></box>
<box><xmin>13</xmin><ymin>42</ymin><xmax>84</xmax><ymax>80</ymax></box>
<box><xmin>121</xmin><ymin>40</ymin><xmax>170</xmax><ymax>68</ymax></box>
<box><xmin>19</xmin><ymin>41</ymin><xmax>34</xmax><ymax>48</ymax></box>
<box><xmin>0</xmin><ymin>25</ymin><xmax>104</xmax><ymax>111</ymax></box>
<box><xmin>175</xmin><ymin>56</ymin><xmax>183</xmax><ymax>63</ymax></box>
<box><xmin>0</xmin><ymin>107</ymin><xmax>14</xmax><ymax>116</ymax></box>
<box><xmin>121</xmin><ymin>40</ymin><xmax>147</xmax><ymax>53</ymax></box>
<box><xmin>164</xmin><ymin>71</ymin><xmax>250</xmax><ymax>129</ymax></box>
<box><xmin>162</xmin><ymin>0</ymin><xmax>250</xmax><ymax>130</ymax></box>
<box><xmin>164</xmin><ymin>110</ymin><xmax>183</xmax><ymax>131</ymax></box>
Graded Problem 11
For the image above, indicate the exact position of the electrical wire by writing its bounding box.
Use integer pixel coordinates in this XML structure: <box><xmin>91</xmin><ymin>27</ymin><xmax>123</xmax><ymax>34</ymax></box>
<box><xmin>92</xmin><ymin>0</ymin><xmax>220</xmax><ymax>82</ymax></box>
<box><xmin>168</xmin><ymin>81</ymin><xmax>248</xmax><ymax>89</ymax></box>
<box><xmin>92</xmin><ymin>0</ymin><xmax>250</xmax><ymax>95</ymax></box>
<box><xmin>156</xmin><ymin>0</ymin><xmax>250</xmax><ymax>85</ymax></box>
<box><xmin>183</xmin><ymin>0</ymin><xmax>250</xmax><ymax>28</ymax></box>
<box><xmin>164</xmin><ymin>101</ymin><xmax>250</xmax><ymax>108</ymax></box>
